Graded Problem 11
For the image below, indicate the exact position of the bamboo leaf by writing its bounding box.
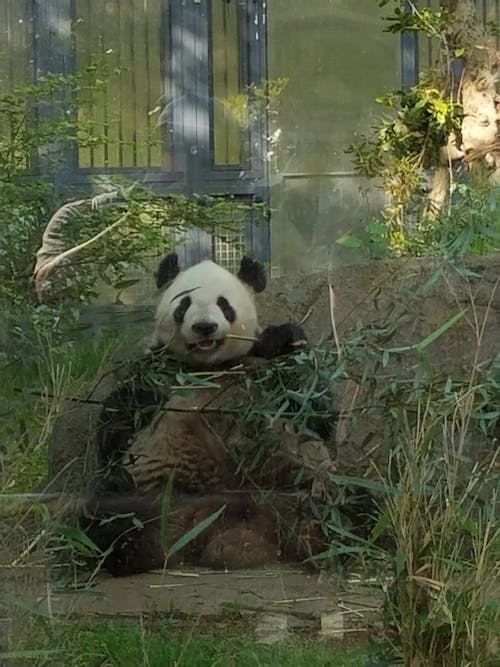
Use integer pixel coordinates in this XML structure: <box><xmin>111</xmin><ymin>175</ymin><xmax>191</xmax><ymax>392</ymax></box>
<box><xmin>166</xmin><ymin>505</ymin><xmax>226</xmax><ymax>557</ymax></box>
<box><xmin>417</xmin><ymin>310</ymin><xmax>466</xmax><ymax>351</ymax></box>
<box><xmin>112</xmin><ymin>278</ymin><xmax>141</xmax><ymax>291</ymax></box>
<box><xmin>328</xmin><ymin>473</ymin><xmax>391</xmax><ymax>495</ymax></box>
<box><xmin>57</xmin><ymin>526</ymin><xmax>101</xmax><ymax>555</ymax></box>
<box><xmin>1</xmin><ymin>593</ymin><xmax>52</xmax><ymax>619</ymax></box>
<box><xmin>336</xmin><ymin>233</ymin><xmax>363</xmax><ymax>248</ymax></box>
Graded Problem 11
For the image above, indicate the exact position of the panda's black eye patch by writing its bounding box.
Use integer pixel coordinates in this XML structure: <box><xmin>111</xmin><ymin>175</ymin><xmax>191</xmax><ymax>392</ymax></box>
<box><xmin>217</xmin><ymin>296</ymin><xmax>236</xmax><ymax>323</ymax></box>
<box><xmin>173</xmin><ymin>296</ymin><xmax>191</xmax><ymax>324</ymax></box>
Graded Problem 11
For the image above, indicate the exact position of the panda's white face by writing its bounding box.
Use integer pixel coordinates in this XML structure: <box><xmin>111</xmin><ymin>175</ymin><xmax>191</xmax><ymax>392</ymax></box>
<box><xmin>152</xmin><ymin>260</ymin><xmax>261</xmax><ymax>366</ymax></box>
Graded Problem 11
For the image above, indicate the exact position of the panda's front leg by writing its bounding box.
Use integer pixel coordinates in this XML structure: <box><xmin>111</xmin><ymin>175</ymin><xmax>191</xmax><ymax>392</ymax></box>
<box><xmin>251</xmin><ymin>322</ymin><xmax>307</xmax><ymax>359</ymax></box>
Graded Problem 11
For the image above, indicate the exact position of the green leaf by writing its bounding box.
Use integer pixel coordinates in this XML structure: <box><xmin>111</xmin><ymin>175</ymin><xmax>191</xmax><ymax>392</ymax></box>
<box><xmin>424</xmin><ymin>267</ymin><xmax>443</xmax><ymax>289</ymax></box>
<box><xmin>460</xmin><ymin>515</ymin><xmax>479</xmax><ymax>537</ymax></box>
<box><xmin>371</xmin><ymin>511</ymin><xmax>392</xmax><ymax>541</ymax></box>
<box><xmin>328</xmin><ymin>473</ymin><xmax>391</xmax><ymax>495</ymax></box>
<box><xmin>1</xmin><ymin>592</ymin><xmax>53</xmax><ymax>619</ymax></box>
<box><xmin>383</xmin><ymin>311</ymin><xmax>467</xmax><ymax>356</ymax></box>
<box><xmin>57</xmin><ymin>526</ymin><xmax>101</xmax><ymax>554</ymax></box>
<box><xmin>336</xmin><ymin>233</ymin><xmax>363</xmax><ymax>248</ymax></box>
<box><xmin>395</xmin><ymin>549</ymin><xmax>406</xmax><ymax>576</ymax></box>
<box><xmin>0</xmin><ymin>650</ymin><xmax>65</xmax><ymax>660</ymax></box>
<box><xmin>166</xmin><ymin>505</ymin><xmax>226</xmax><ymax>557</ymax></box>
<box><xmin>383</xmin><ymin>345</ymin><xmax>413</xmax><ymax>354</ymax></box>
<box><xmin>474</xmin><ymin>410</ymin><xmax>500</xmax><ymax>420</ymax></box>
<box><xmin>98</xmin><ymin>512</ymin><xmax>134</xmax><ymax>526</ymax></box>
<box><xmin>367</xmin><ymin>222</ymin><xmax>388</xmax><ymax>236</ymax></box>
<box><xmin>269</xmin><ymin>399</ymin><xmax>290</xmax><ymax>425</ymax></box>
<box><xmin>112</xmin><ymin>278</ymin><xmax>140</xmax><ymax>290</ymax></box>
<box><xmin>417</xmin><ymin>310</ymin><xmax>466</xmax><ymax>351</ymax></box>
<box><xmin>323</xmin><ymin>523</ymin><xmax>377</xmax><ymax>548</ymax></box>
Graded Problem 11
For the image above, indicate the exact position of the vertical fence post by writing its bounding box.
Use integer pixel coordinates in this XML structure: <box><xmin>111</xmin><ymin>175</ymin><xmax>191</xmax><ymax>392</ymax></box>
<box><xmin>400</xmin><ymin>0</ymin><xmax>419</xmax><ymax>89</ymax></box>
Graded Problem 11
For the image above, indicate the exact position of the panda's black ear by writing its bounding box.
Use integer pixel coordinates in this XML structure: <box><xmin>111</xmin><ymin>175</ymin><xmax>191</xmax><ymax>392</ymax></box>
<box><xmin>156</xmin><ymin>252</ymin><xmax>180</xmax><ymax>289</ymax></box>
<box><xmin>238</xmin><ymin>256</ymin><xmax>266</xmax><ymax>293</ymax></box>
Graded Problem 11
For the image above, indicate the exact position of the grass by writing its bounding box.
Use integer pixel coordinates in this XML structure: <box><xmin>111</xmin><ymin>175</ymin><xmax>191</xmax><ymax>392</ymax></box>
<box><xmin>0</xmin><ymin>327</ymin><xmax>141</xmax><ymax>493</ymax></box>
<box><xmin>367</xmin><ymin>381</ymin><xmax>500</xmax><ymax>667</ymax></box>
<box><xmin>2</xmin><ymin>618</ymin><xmax>368</xmax><ymax>667</ymax></box>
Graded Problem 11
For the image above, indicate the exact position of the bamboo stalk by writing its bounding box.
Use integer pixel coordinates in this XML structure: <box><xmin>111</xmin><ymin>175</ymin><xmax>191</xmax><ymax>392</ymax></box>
<box><xmin>226</xmin><ymin>334</ymin><xmax>259</xmax><ymax>342</ymax></box>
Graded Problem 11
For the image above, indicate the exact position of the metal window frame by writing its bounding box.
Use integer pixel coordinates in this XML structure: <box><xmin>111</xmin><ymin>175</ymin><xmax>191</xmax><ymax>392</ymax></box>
<box><xmin>400</xmin><ymin>1</ymin><xmax>419</xmax><ymax>89</ymax></box>
<box><xmin>31</xmin><ymin>1</ymin><xmax>268</xmax><ymax>188</ymax></box>
<box><xmin>22</xmin><ymin>1</ymin><xmax>439</xmax><ymax>266</ymax></box>
<box><xmin>30</xmin><ymin>0</ymin><xmax>270</xmax><ymax>261</ymax></box>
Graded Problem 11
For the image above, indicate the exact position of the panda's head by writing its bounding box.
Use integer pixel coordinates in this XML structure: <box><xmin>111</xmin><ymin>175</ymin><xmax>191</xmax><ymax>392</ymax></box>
<box><xmin>151</xmin><ymin>253</ymin><xmax>267</xmax><ymax>366</ymax></box>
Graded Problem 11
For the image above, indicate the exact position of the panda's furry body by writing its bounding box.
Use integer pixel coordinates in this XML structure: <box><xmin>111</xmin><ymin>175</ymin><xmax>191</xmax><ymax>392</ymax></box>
<box><xmin>83</xmin><ymin>254</ymin><xmax>329</xmax><ymax>576</ymax></box>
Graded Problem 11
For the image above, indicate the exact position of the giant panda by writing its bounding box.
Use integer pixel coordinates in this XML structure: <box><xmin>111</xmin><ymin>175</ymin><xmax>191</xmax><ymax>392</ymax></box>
<box><xmin>82</xmin><ymin>253</ymin><xmax>331</xmax><ymax>576</ymax></box>
<box><xmin>151</xmin><ymin>252</ymin><xmax>304</xmax><ymax>363</ymax></box>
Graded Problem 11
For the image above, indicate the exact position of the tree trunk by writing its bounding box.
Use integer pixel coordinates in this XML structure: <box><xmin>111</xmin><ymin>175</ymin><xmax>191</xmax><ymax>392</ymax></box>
<box><xmin>428</xmin><ymin>0</ymin><xmax>500</xmax><ymax>216</ymax></box>
<box><xmin>426</xmin><ymin>166</ymin><xmax>450</xmax><ymax>219</ymax></box>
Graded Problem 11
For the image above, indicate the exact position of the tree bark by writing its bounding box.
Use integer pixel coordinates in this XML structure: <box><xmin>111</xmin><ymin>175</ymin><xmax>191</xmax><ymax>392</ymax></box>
<box><xmin>428</xmin><ymin>0</ymin><xmax>500</xmax><ymax>217</ymax></box>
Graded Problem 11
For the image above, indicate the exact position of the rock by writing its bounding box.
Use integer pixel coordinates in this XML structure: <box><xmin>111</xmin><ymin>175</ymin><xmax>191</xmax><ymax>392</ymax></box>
<box><xmin>257</xmin><ymin>254</ymin><xmax>500</xmax><ymax>370</ymax></box>
<box><xmin>258</xmin><ymin>254</ymin><xmax>500</xmax><ymax>472</ymax></box>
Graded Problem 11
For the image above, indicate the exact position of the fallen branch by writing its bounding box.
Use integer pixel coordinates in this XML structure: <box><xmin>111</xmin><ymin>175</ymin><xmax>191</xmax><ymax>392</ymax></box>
<box><xmin>33</xmin><ymin>193</ymin><xmax>130</xmax><ymax>302</ymax></box>
<box><xmin>34</xmin><ymin>211</ymin><xmax>131</xmax><ymax>300</ymax></box>
<box><xmin>328</xmin><ymin>281</ymin><xmax>341</xmax><ymax>357</ymax></box>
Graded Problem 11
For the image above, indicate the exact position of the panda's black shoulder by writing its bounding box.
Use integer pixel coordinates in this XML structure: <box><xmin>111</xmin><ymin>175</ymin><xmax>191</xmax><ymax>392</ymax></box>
<box><xmin>250</xmin><ymin>323</ymin><xmax>307</xmax><ymax>360</ymax></box>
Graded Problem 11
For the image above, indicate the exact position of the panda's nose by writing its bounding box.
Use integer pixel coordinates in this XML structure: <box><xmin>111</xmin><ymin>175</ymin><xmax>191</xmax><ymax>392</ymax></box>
<box><xmin>191</xmin><ymin>321</ymin><xmax>218</xmax><ymax>337</ymax></box>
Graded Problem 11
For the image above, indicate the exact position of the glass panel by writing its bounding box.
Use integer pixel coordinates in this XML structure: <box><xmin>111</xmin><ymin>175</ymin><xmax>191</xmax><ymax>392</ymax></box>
<box><xmin>267</xmin><ymin>0</ymin><xmax>400</xmax><ymax>273</ymax></box>
<box><xmin>0</xmin><ymin>0</ymin><xmax>29</xmax><ymax>89</ymax></box>
<box><xmin>419</xmin><ymin>0</ymin><xmax>440</xmax><ymax>73</ymax></box>
<box><xmin>211</xmin><ymin>0</ymin><xmax>244</xmax><ymax>165</ymax></box>
<box><xmin>0</xmin><ymin>0</ymin><xmax>30</xmax><ymax>171</ymax></box>
<box><xmin>73</xmin><ymin>0</ymin><xmax>166</xmax><ymax>169</ymax></box>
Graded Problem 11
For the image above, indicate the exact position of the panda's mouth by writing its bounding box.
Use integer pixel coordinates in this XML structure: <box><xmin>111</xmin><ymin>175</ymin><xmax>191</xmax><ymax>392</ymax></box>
<box><xmin>187</xmin><ymin>338</ymin><xmax>225</xmax><ymax>352</ymax></box>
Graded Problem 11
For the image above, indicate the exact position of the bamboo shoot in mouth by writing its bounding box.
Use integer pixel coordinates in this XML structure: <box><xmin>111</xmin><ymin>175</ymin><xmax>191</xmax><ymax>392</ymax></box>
<box><xmin>226</xmin><ymin>334</ymin><xmax>259</xmax><ymax>342</ymax></box>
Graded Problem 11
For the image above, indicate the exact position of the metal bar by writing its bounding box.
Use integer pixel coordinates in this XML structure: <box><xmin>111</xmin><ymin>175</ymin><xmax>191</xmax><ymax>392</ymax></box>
<box><xmin>282</xmin><ymin>172</ymin><xmax>359</xmax><ymax>179</ymax></box>
<box><xmin>244</xmin><ymin>0</ymin><xmax>269</xmax><ymax>263</ymax></box>
<box><xmin>130</xmin><ymin>0</ymin><xmax>138</xmax><ymax>167</ymax></box>
<box><xmin>400</xmin><ymin>0</ymin><xmax>419</xmax><ymax>88</ymax></box>
<box><xmin>145</xmin><ymin>0</ymin><xmax>152</xmax><ymax>167</ymax></box>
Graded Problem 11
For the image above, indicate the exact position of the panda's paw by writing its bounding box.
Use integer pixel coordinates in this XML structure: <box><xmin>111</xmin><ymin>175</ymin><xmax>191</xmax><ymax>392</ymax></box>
<box><xmin>252</xmin><ymin>323</ymin><xmax>307</xmax><ymax>359</ymax></box>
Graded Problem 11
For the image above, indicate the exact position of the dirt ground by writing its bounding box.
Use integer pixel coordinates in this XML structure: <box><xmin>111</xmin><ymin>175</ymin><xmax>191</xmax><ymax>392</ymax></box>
<box><xmin>1</xmin><ymin>564</ymin><xmax>379</xmax><ymax>642</ymax></box>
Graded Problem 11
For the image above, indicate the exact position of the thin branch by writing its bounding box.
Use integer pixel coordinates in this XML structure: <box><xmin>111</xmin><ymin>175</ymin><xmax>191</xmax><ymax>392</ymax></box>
<box><xmin>328</xmin><ymin>281</ymin><xmax>342</xmax><ymax>357</ymax></box>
